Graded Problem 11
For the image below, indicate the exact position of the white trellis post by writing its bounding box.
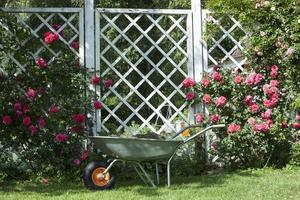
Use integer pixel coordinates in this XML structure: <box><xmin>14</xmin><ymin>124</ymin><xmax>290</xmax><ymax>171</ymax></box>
<box><xmin>85</xmin><ymin>0</ymin><xmax>97</xmax><ymax>135</ymax></box>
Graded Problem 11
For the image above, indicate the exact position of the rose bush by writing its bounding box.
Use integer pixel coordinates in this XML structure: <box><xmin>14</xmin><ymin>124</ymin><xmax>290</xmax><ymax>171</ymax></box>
<box><xmin>0</xmin><ymin>13</ymin><xmax>105</xmax><ymax>179</ymax></box>
<box><xmin>183</xmin><ymin>63</ymin><xmax>298</xmax><ymax>168</ymax></box>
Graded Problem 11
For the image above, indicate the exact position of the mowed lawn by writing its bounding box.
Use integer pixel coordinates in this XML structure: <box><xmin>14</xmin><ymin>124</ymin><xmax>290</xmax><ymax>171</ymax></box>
<box><xmin>1</xmin><ymin>168</ymin><xmax>300</xmax><ymax>200</ymax></box>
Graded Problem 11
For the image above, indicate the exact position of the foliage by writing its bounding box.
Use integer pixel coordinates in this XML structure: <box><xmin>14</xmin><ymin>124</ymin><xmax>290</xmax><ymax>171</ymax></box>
<box><xmin>289</xmin><ymin>141</ymin><xmax>300</xmax><ymax>166</ymax></box>
<box><xmin>0</xmin><ymin>13</ymin><xmax>97</xmax><ymax>178</ymax></box>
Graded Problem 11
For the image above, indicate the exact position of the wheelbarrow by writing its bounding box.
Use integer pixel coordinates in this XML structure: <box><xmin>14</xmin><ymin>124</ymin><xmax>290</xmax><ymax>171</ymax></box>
<box><xmin>83</xmin><ymin>124</ymin><xmax>225</xmax><ymax>190</ymax></box>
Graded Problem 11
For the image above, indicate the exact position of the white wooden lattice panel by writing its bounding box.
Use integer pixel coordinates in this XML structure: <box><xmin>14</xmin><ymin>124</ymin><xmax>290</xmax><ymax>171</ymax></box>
<box><xmin>0</xmin><ymin>8</ymin><xmax>84</xmax><ymax>77</ymax></box>
<box><xmin>95</xmin><ymin>9</ymin><xmax>193</xmax><ymax>134</ymax></box>
<box><xmin>202</xmin><ymin>10</ymin><xmax>248</xmax><ymax>72</ymax></box>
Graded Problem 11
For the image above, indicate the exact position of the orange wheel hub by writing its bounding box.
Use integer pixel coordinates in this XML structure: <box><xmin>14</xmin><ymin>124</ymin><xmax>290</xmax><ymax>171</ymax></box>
<box><xmin>91</xmin><ymin>167</ymin><xmax>110</xmax><ymax>187</ymax></box>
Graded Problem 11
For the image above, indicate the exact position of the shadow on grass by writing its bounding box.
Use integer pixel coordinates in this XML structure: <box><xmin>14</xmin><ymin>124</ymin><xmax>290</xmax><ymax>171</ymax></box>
<box><xmin>0</xmin><ymin>170</ymin><xmax>261</xmax><ymax>197</ymax></box>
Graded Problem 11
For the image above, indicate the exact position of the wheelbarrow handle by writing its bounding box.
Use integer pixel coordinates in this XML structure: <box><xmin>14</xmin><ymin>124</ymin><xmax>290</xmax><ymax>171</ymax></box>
<box><xmin>171</xmin><ymin>124</ymin><xmax>226</xmax><ymax>142</ymax></box>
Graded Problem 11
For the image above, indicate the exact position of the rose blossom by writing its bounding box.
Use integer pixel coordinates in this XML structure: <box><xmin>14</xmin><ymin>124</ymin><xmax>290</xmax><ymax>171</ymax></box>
<box><xmin>254</xmin><ymin>123</ymin><xmax>270</xmax><ymax>133</ymax></box>
<box><xmin>91</xmin><ymin>75</ymin><xmax>100</xmax><ymax>85</ymax></box>
<box><xmin>182</xmin><ymin>77</ymin><xmax>196</xmax><ymax>88</ymax></box>
<box><xmin>81</xmin><ymin>150</ymin><xmax>90</xmax><ymax>161</ymax></box>
<box><xmin>22</xmin><ymin>116</ymin><xmax>31</xmax><ymax>126</ymax></box>
<box><xmin>203</xmin><ymin>94</ymin><xmax>212</xmax><ymax>104</ymax></box>
<box><xmin>227</xmin><ymin>123</ymin><xmax>241</xmax><ymax>134</ymax></box>
<box><xmin>210</xmin><ymin>114</ymin><xmax>220</xmax><ymax>123</ymax></box>
<box><xmin>196</xmin><ymin>114</ymin><xmax>204</xmax><ymax>123</ymax></box>
<box><xmin>244</xmin><ymin>95</ymin><xmax>254</xmax><ymax>106</ymax></box>
<box><xmin>263</xmin><ymin>98</ymin><xmax>278</xmax><ymax>109</ymax></box>
<box><xmin>245</xmin><ymin>72</ymin><xmax>264</xmax><ymax>86</ymax></box>
<box><xmin>261</xmin><ymin>109</ymin><xmax>272</xmax><ymax>119</ymax></box>
<box><xmin>44</xmin><ymin>32</ymin><xmax>59</xmax><ymax>44</ymax></box>
<box><xmin>270</xmin><ymin>65</ymin><xmax>279</xmax><ymax>78</ymax></box>
<box><xmin>23</xmin><ymin>105</ymin><xmax>29</xmax><ymax>114</ymax></box>
<box><xmin>286</xmin><ymin>47</ymin><xmax>295</xmax><ymax>56</ymax></box>
<box><xmin>281</xmin><ymin>121</ymin><xmax>288</xmax><ymax>129</ymax></box>
<box><xmin>35</xmin><ymin>58</ymin><xmax>48</xmax><ymax>69</ymax></box>
<box><xmin>71</xmin><ymin>41</ymin><xmax>79</xmax><ymax>49</ymax></box>
<box><xmin>41</xmin><ymin>178</ymin><xmax>49</xmax><ymax>185</ymax></box>
<box><xmin>234</xmin><ymin>75</ymin><xmax>243</xmax><ymax>84</ymax></box>
<box><xmin>212</xmin><ymin>72</ymin><xmax>222</xmax><ymax>81</ymax></box>
<box><xmin>104</xmin><ymin>79</ymin><xmax>113</xmax><ymax>88</ymax></box>
<box><xmin>93</xmin><ymin>100</ymin><xmax>103</xmax><ymax>110</ymax></box>
<box><xmin>55</xmin><ymin>133</ymin><xmax>68</xmax><ymax>143</ymax></box>
<box><xmin>250</xmin><ymin>104</ymin><xmax>260</xmax><ymax>113</ymax></box>
<box><xmin>270</xmin><ymin>80</ymin><xmax>279</xmax><ymax>87</ymax></box>
<box><xmin>2</xmin><ymin>115</ymin><xmax>12</xmax><ymax>125</ymax></box>
<box><xmin>74</xmin><ymin>159</ymin><xmax>81</xmax><ymax>166</ymax></box>
<box><xmin>14</xmin><ymin>102</ymin><xmax>22</xmax><ymax>111</ymax></box>
<box><xmin>215</xmin><ymin>96</ymin><xmax>227</xmax><ymax>107</ymax></box>
<box><xmin>29</xmin><ymin>125</ymin><xmax>38</xmax><ymax>135</ymax></box>
<box><xmin>201</xmin><ymin>78</ymin><xmax>210</xmax><ymax>88</ymax></box>
<box><xmin>70</xmin><ymin>125</ymin><xmax>84</xmax><ymax>133</ymax></box>
<box><xmin>49</xmin><ymin>105</ymin><xmax>59</xmax><ymax>113</ymax></box>
<box><xmin>27</xmin><ymin>88</ymin><xmax>36</xmax><ymax>100</ymax></box>
<box><xmin>73</xmin><ymin>114</ymin><xmax>85</xmax><ymax>123</ymax></box>
<box><xmin>292</xmin><ymin>122</ymin><xmax>300</xmax><ymax>130</ymax></box>
<box><xmin>247</xmin><ymin>117</ymin><xmax>256</xmax><ymax>126</ymax></box>
<box><xmin>38</xmin><ymin>117</ymin><xmax>46</xmax><ymax>128</ymax></box>
<box><xmin>52</xmin><ymin>24</ymin><xmax>64</xmax><ymax>36</ymax></box>
<box><xmin>186</xmin><ymin>92</ymin><xmax>195</xmax><ymax>101</ymax></box>
<box><xmin>296</xmin><ymin>115</ymin><xmax>300</xmax><ymax>121</ymax></box>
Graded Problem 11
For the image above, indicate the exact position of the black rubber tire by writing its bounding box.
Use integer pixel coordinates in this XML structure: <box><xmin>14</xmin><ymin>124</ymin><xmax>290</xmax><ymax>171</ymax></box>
<box><xmin>83</xmin><ymin>160</ymin><xmax>116</xmax><ymax>190</ymax></box>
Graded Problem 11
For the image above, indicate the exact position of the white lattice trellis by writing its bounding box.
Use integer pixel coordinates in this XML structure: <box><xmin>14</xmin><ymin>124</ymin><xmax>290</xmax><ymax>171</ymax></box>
<box><xmin>95</xmin><ymin>9</ymin><xmax>194</xmax><ymax>134</ymax></box>
<box><xmin>0</xmin><ymin>8</ymin><xmax>84</xmax><ymax>76</ymax></box>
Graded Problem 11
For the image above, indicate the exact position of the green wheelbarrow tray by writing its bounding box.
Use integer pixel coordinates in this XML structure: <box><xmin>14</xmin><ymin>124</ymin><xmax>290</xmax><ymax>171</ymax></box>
<box><xmin>86</xmin><ymin>124</ymin><xmax>225</xmax><ymax>188</ymax></box>
<box><xmin>89</xmin><ymin>136</ymin><xmax>183</xmax><ymax>161</ymax></box>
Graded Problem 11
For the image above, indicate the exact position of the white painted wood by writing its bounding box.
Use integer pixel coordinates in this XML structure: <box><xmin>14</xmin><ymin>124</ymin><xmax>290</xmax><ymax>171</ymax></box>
<box><xmin>0</xmin><ymin>7</ymin><xmax>82</xmax><ymax>13</ymax></box>
<box><xmin>85</xmin><ymin>0</ymin><xmax>95</xmax><ymax>70</ymax></box>
<box><xmin>97</xmin><ymin>8</ymin><xmax>191</xmax><ymax>15</ymax></box>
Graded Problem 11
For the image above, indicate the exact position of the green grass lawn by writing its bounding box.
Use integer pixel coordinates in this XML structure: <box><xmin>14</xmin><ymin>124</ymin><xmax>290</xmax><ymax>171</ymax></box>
<box><xmin>1</xmin><ymin>168</ymin><xmax>300</xmax><ymax>200</ymax></box>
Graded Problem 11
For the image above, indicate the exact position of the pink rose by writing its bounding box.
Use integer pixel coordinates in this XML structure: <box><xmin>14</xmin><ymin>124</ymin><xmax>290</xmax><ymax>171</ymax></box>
<box><xmin>16</xmin><ymin>111</ymin><xmax>23</xmax><ymax>118</ymax></box>
<box><xmin>247</xmin><ymin>117</ymin><xmax>256</xmax><ymax>126</ymax></box>
<box><xmin>41</xmin><ymin>178</ymin><xmax>49</xmax><ymax>185</ymax></box>
<box><xmin>35</xmin><ymin>58</ymin><xmax>48</xmax><ymax>69</ymax></box>
<box><xmin>49</xmin><ymin>106</ymin><xmax>59</xmax><ymax>113</ymax></box>
<box><xmin>213</xmin><ymin>65</ymin><xmax>219</xmax><ymax>71</ymax></box>
<box><xmin>250</xmin><ymin>104</ymin><xmax>260</xmax><ymax>113</ymax></box>
<box><xmin>104</xmin><ymin>79</ymin><xmax>113</xmax><ymax>88</ymax></box>
<box><xmin>211</xmin><ymin>142</ymin><xmax>217</xmax><ymax>151</ymax></box>
<box><xmin>22</xmin><ymin>116</ymin><xmax>31</xmax><ymax>126</ymax></box>
<box><xmin>91</xmin><ymin>75</ymin><xmax>100</xmax><ymax>85</ymax></box>
<box><xmin>73</xmin><ymin>114</ymin><xmax>85</xmax><ymax>123</ymax></box>
<box><xmin>270</xmin><ymin>65</ymin><xmax>279</xmax><ymax>78</ymax></box>
<box><xmin>55</xmin><ymin>133</ymin><xmax>68</xmax><ymax>143</ymax></box>
<box><xmin>263</xmin><ymin>98</ymin><xmax>278</xmax><ymax>109</ymax></box>
<box><xmin>196</xmin><ymin>114</ymin><xmax>204</xmax><ymax>123</ymax></box>
<box><xmin>292</xmin><ymin>122</ymin><xmax>300</xmax><ymax>130</ymax></box>
<box><xmin>74</xmin><ymin>159</ymin><xmax>81</xmax><ymax>166</ymax></box>
<box><xmin>203</xmin><ymin>94</ymin><xmax>212</xmax><ymax>104</ymax></box>
<box><xmin>244</xmin><ymin>95</ymin><xmax>254</xmax><ymax>106</ymax></box>
<box><xmin>182</xmin><ymin>77</ymin><xmax>196</xmax><ymax>88</ymax></box>
<box><xmin>245</xmin><ymin>72</ymin><xmax>264</xmax><ymax>86</ymax></box>
<box><xmin>210</xmin><ymin>114</ymin><xmax>220</xmax><ymax>123</ymax></box>
<box><xmin>38</xmin><ymin>117</ymin><xmax>46</xmax><ymax>129</ymax></box>
<box><xmin>227</xmin><ymin>123</ymin><xmax>241</xmax><ymax>134</ymax></box>
<box><xmin>212</xmin><ymin>72</ymin><xmax>222</xmax><ymax>81</ymax></box>
<box><xmin>254</xmin><ymin>73</ymin><xmax>264</xmax><ymax>85</ymax></box>
<box><xmin>27</xmin><ymin>88</ymin><xmax>36</xmax><ymax>100</ymax></box>
<box><xmin>71</xmin><ymin>41</ymin><xmax>79</xmax><ymax>49</ymax></box>
<box><xmin>234</xmin><ymin>75</ymin><xmax>243</xmax><ymax>84</ymax></box>
<box><xmin>215</xmin><ymin>96</ymin><xmax>227</xmax><ymax>107</ymax></box>
<box><xmin>286</xmin><ymin>47</ymin><xmax>295</xmax><ymax>56</ymax></box>
<box><xmin>44</xmin><ymin>32</ymin><xmax>59</xmax><ymax>44</ymax></box>
<box><xmin>201</xmin><ymin>78</ymin><xmax>210</xmax><ymax>88</ymax></box>
<box><xmin>261</xmin><ymin>109</ymin><xmax>272</xmax><ymax>119</ymax></box>
<box><xmin>254</xmin><ymin>123</ymin><xmax>270</xmax><ymax>133</ymax></box>
<box><xmin>186</xmin><ymin>92</ymin><xmax>195</xmax><ymax>101</ymax></box>
<box><xmin>81</xmin><ymin>150</ymin><xmax>90</xmax><ymax>161</ymax></box>
<box><xmin>2</xmin><ymin>115</ymin><xmax>12</xmax><ymax>126</ymax></box>
<box><xmin>93</xmin><ymin>100</ymin><xmax>103</xmax><ymax>110</ymax></box>
<box><xmin>70</xmin><ymin>125</ymin><xmax>84</xmax><ymax>134</ymax></box>
<box><xmin>14</xmin><ymin>102</ymin><xmax>22</xmax><ymax>111</ymax></box>
<box><xmin>29</xmin><ymin>125</ymin><xmax>38</xmax><ymax>135</ymax></box>
<box><xmin>296</xmin><ymin>115</ymin><xmax>300</xmax><ymax>121</ymax></box>
<box><xmin>270</xmin><ymin>80</ymin><xmax>279</xmax><ymax>87</ymax></box>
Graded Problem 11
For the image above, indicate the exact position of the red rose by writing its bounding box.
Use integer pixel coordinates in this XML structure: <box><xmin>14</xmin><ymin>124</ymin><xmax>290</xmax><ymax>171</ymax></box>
<box><xmin>293</xmin><ymin>122</ymin><xmax>300</xmax><ymax>130</ymax></box>
<box><xmin>81</xmin><ymin>149</ymin><xmax>90</xmax><ymax>161</ymax></box>
<box><xmin>55</xmin><ymin>133</ymin><xmax>68</xmax><ymax>143</ymax></box>
<box><xmin>38</xmin><ymin>117</ymin><xmax>46</xmax><ymax>129</ymax></box>
<box><xmin>91</xmin><ymin>75</ymin><xmax>100</xmax><ymax>85</ymax></box>
<box><xmin>244</xmin><ymin>95</ymin><xmax>254</xmax><ymax>106</ymax></box>
<box><xmin>215</xmin><ymin>96</ymin><xmax>227</xmax><ymax>107</ymax></box>
<box><xmin>71</xmin><ymin>41</ymin><xmax>79</xmax><ymax>49</ymax></box>
<box><xmin>35</xmin><ymin>58</ymin><xmax>48</xmax><ymax>69</ymax></box>
<box><xmin>234</xmin><ymin>75</ymin><xmax>243</xmax><ymax>84</ymax></box>
<box><xmin>2</xmin><ymin>115</ymin><xmax>12</xmax><ymax>125</ymax></box>
<box><xmin>212</xmin><ymin>72</ymin><xmax>222</xmax><ymax>81</ymax></box>
<box><xmin>29</xmin><ymin>125</ymin><xmax>38</xmax><ymax>135</ymax></box>
<box><xmin>227</xmin><ymin>123</ymin><xmax>241</xmax><ymax>134</ymax></box>
<box><xmin>73</xmin><ymin>114</ymin><xmax>85</xmax><ymax>123</ymax></box>
<box><xmin>49</xmin><ymin>106</ymin><xmax>59</xmax><ymax>113</ymax></box>
<box><xmin>14</xmin><ymin>102</ymin><xmax>22</xmax><ymax>111</ymax></box>
<box><xmin>44</xmin><ymin>32</ymin><xmax>59</xmax><ymax>44</ymax></box>
<box><xmin>22</xmin><ymin>116</ymin><xmax>31</xmax><ymax>126</ymax></box>
<box><xmin>210</xmin><ymin>114</ymin><xmax>220</xmax><ymax>123</ymax></box>
<box><xmin>186</xmin><ymin>92</ymin><xmax>195</xmax><ymax>101</ymax></box>
<box><xmin>182</xmin><ymin>77</ymin><xmax>196</xmax><ymax>88</ymax></box>
<box><xmin>201</xmin><ymin>78</ymin><xmax>210</xmax><ymax>88</ymax></box>
<box><xmin>93</xmin><ymin>100</ymin><xmax>103</xmax><ymax>110</ymax></box>
<box><xmin>27</xmin><ymin>88</ymin><xmax>36</xmax><ymax>100</ymax></box>
<box><xmin>104</xmin><ymin>79</ymin><xmax>113</xmax><ymax>88</ymax></box>
<box><xmin>250</xmin><ymin>104</ymin><xmax>260</xmax><ymax>113</ymax></box>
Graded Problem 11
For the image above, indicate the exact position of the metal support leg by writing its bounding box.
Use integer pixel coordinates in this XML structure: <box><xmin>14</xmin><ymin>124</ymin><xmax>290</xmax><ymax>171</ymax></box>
<box><xmin>167</xmin><ymin>155</ymin><xmax>175</xmax><ymax>187</ymax></box>
<box><xmin>137</xmin><ymin>163</ymin><xmax>156</xmax><ymax>187</ymax></box>
<box><xmin>103</xmin><ymin>159</ymin><xmax>120</xmax><ymax>174</ymax></box>
<box><xmin>133</xmin><ymin>165</ymin><xmax>148</xmax><ymax>185</ymax></box>
<box><xmin>155</xmin><ymin>163</ymin><xmax>160</xmax><ymax>185</ymax></box>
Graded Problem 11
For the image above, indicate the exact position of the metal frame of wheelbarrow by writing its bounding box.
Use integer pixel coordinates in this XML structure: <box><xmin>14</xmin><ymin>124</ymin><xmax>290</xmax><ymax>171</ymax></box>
<box><xmin>99</xmin><ymin>124</ymin><xmax>225</xmax><ymax>187</ymax></box>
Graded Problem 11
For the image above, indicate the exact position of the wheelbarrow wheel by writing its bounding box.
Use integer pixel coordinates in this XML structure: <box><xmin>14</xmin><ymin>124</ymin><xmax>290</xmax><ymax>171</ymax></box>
<box><xmin>83</xmin><ymin>160</ymin><xmax>116</xmax><ymax>190</ymax></box>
